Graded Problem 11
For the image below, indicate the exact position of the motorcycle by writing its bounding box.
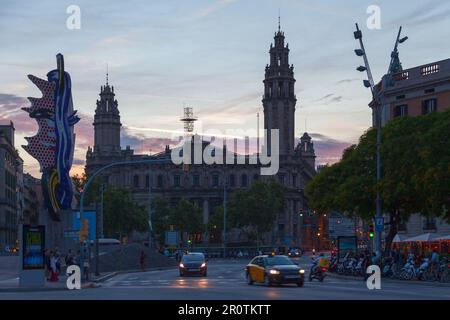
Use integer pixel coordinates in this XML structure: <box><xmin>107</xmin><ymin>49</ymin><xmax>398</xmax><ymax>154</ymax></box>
<box><xmin>309</xmin><ymin>257</ymin><xmax>328</xmax><ymax>282</ymax></box>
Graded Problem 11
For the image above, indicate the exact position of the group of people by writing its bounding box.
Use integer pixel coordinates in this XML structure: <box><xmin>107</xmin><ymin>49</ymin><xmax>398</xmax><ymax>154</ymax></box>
<box><xmin>44</xmin><ymin>248</ymin><xmax>81</xmax><ymax>282</ymax></box>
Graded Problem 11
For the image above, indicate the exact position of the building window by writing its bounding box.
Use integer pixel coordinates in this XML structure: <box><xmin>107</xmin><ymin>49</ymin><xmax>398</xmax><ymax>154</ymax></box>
<box><xmin>423</xmin><ymin>216</ymin><xmax>437</xmax><ymax>230</ymax></box>
<box><xmin>212</xmin><ymin>174</ymin><xmax>219</xmax><ymax>187</ymax></box>
<box><xmin>157</xmin><ymin>175</ymin><xmax>163</xmax><ymax>188</ymax></box>
<box><xmin>133</xmin><ymin>175</ymin><xmax>139</xmax><ymax>188</ymax></box>
<box><xmin>193</xmin><ymin>174</ymin><xmax>200</xmax><ymax>187</ymax></box>
<box><xmin>241</xmin><ymin>174</ymin><xmax>248</xmax><ymax>187</ymax></box>
<box><xmin>253</xmin><ymin>174</ymin><xmax>259</xmax><ymax>182</ymax></box>
<box><xmin>229</xmin><ymin>174</ymin><xmax>235</xmax><ymax>187</ymax></box>
<box><xmin>422</xmin><ymin>99</ymin><xmax>437</xmax><ymax>114</ymax></box>
<box><xmin>173</xmin><ymin>175</ymin><xmax>181</xmax><ymax>187</ymax></box>
<box><xmin>394</xmin><ymin>104</ymin><xmax>408</xmax><ymax>117</ymax></box>
<box><xmin>278</xmin><ymin>82</ymin><xmax>283</xmax><ymax>97</ymax></box>
<box><xmin>421</xmin><ymin>64</ymin><xmax>439</xmax><ymax>76</ymax></box>
<box><xmin>145</xmin><ymin>175</ymin><xmax>150</xmax><ymax>189</ymax></box>
<box><xmin>278</xmin><ymin>173</ymin><xmax>285</xmax><ymax>185</ymax></box>
<box><xmin>292</xmin><ymin>174</ymin><xmax>297</xmax><ymax>188</ymax></box>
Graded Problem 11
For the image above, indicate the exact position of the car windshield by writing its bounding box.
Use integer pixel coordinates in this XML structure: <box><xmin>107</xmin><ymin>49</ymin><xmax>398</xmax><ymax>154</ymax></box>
<box><xmin>183</xmin><ymin>254</ymin><xmax>204</xmax><ymax>262</ymax></box>
<box><xmin>265</xmin><ymin>256</ymin><xmax>295</xmax><ymax>266</ymax></box>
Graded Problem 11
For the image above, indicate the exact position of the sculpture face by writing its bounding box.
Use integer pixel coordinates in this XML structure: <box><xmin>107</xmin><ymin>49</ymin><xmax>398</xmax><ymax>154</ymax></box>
<box><xmin>22</xmin><ymin>54</ymin><xmax>80</xmax><ymax>221</ymax></box>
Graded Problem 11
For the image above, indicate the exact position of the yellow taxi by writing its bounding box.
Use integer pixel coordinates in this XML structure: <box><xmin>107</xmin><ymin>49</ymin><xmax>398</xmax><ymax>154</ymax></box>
<box><xmin>245</xmin><ymin>255</ymin><xmax>305</xmax><ymax>287</ymax></box>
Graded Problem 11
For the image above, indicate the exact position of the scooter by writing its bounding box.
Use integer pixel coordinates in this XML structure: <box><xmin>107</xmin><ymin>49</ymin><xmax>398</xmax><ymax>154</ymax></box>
<box><xmin>309</xmin><ymin>265</ymin><xmax>327</xmax><ymax>282</ymax></box>
<box><xmin>309</xmin><ymin>257</ymin><xmax>327</xmax><ymax>282</ymax></box>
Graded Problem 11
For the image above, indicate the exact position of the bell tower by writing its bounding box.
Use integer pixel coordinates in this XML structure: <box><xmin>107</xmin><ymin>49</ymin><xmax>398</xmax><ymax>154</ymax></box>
<box><xmin>93</xmin><ymin>72</ymin><xmax>121</xmax><ymax>154</ymax></box>
<box><xmin>262</xmin><ymin>19</ymin><xmax>296</xmax><ymax>156</ymax></box>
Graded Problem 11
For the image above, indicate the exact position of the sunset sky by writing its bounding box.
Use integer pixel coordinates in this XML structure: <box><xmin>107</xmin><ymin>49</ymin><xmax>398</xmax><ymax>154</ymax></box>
<box><xmin>1</xmin><ymin>0</ymin><xmax>449</xmax><ymax>177</ymax></box>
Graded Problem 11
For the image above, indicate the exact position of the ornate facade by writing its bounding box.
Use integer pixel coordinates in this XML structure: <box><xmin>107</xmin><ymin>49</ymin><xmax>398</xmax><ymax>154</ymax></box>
<box><xmin>86</xmin><ymin>27</ymin><xmax>316</xmax><ymax>247</ymax></box>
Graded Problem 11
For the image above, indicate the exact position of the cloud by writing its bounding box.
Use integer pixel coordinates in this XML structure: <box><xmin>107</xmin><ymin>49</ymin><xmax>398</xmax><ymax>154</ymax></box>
<box><xmin>307</xmin><ymin>133</ymin><xmax>353</xmax><ymax>165</ymax></box>
<box><xmin>389</xmin><ymin>0</ymin><xmax>450</xmax><ymax>28</ymax></box>
<box><xmin>0</xmin><ymin>93</ymin><xmax>36</xmax><ymax>134</ymax></box>
<box><xmin>193</xmin><ymin>0</ymin><xmax>237</xmax><ymax>20</ymax></box>
<box><xmin>314</xmin><ymin>93</ymin><xmax>343</xmax><ymax>105</ymax></box>
<box><xmin>336</xmin><ymin>79</ymin><xmax>358</xmax><ymax>84</ymax></box>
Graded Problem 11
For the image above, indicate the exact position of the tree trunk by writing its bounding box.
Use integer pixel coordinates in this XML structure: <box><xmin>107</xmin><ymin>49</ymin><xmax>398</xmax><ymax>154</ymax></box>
<box><xmin>384</xmin><ymin>209</ymin><xmax>399</xmax><ymax>256</ymax></box>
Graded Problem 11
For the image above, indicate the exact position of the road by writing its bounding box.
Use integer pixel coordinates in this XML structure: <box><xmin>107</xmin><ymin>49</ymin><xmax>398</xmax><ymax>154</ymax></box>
<box><xmin>0</xmin><ymin>257</ymin><xmax>449</xmax><ymax>300</ymax></box>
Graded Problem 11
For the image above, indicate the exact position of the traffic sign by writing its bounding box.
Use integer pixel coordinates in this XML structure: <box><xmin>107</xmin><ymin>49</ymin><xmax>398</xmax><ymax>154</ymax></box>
<box><xmin>375</xmin><ymin>217</ymin><xmax>384</xmax><ymax>232</ymax></box>
<box><xmin>64</xmin><ymin>230</ymin><xmax>79</xmax><ymax>238</ymax></box>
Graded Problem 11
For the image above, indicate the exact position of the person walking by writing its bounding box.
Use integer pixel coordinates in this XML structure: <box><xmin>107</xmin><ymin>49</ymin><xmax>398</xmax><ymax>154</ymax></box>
<box><xmin>49</xmin><ymin>252</ymin><xmax>59</xmax><ymax>282</ymax></box>
<box><xmin>140</xmin><ymin>250</ymin><xmax>146</xmax><ymax>271</ymax></box>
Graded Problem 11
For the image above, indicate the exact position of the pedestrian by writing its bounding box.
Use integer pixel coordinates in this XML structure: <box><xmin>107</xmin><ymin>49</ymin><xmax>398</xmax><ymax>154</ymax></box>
<box><xmin>140</xmin><ymin>250</ymin><xmax>146</xmax><ymax>271</ymax></box>
<box><xmin>49</xmin><ymin>252</ymin><xmax>59</xmax><ymax>282</ymax></box>
<box><xmin>65</xmin><ymin>249</ymin><xmax>74</xmax><ymax>266</ymax></box>
<box><xmin>44</xmin><ymin>249</ymin><xmax>50</xmax><ymax>279</ymax></box>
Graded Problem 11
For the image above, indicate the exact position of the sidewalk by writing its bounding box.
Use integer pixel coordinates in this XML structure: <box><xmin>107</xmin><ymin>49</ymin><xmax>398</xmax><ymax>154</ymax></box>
<box><xmin>0</xmin><ymin>275</ymin><xmax>98</xmax><ymax>292</ymax></box>
<box><xmin>327</xmin><ymin>272</ymin><xmax>450</xmax><ymax>287</ymax></box>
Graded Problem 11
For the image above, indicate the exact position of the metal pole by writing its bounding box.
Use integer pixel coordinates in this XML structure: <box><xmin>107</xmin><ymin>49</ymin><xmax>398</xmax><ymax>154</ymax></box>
<box><xmin>95</xmin><ymin>195</ymin><xmax>100</xmax><ymax>276</ymax></box>
<box><xmin>100</xmin><ymin>184</ymin><xmax>104</xmax><ymax>239</ymax></box>
<box><xmin>223</xmin><ymin>179</ymin><xmax>227</xmax><ymax>258</ymax></box>
<box><xmin>375</xmin><ymin>103</ymin><xmax>382</xmax><ymax>257</ymax></box>
<box><xmin>148</xmin><ymin>171</ymin><xmax>152</xmax><ymax>248</ymax></box>
<box><xmin>354</xmin><ymin>23</ymin><xmax>382</xmax><ymax>257</ymax></box>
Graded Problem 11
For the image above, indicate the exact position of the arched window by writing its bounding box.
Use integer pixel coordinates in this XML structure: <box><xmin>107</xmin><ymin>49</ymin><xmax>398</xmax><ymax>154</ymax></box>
<box><xmin>241</xmin><ymin>174</ymin><xmax>248</xmax><ymax>187</ymax></box>
<box><xmin>173</xmin><ymin>175</ymin><xmax>181</xmax><ymax>187</ymax></box>
<box><xmin>212</xmin><ymin>174</ymin><xmax>219</xmax><ymax>187</ymax></box>
<box><xmin>157</xmin><ymin>175</ymin><xmax>163</xmax><ymax>188</ymax></box>
<box><xmin>133</xmin><ymin>175</ymin><xmax>140</xmax><ymax>188</ymax></box>
<box><xmin>145</xmin><ymin>175</ymin><xmax>150</xmax><ymax>189</ymax></box>
<box><xmin>229</xmin><ymin>174</ymin><xmax>235</xmax><ymax>187</ymax></box>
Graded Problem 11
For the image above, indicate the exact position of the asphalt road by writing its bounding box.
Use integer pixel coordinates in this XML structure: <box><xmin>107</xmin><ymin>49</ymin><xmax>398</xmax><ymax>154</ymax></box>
<box><xmin>1</xmin><ymin>257</ymin><xmax>449</xmax><ymax>300</ymax></box>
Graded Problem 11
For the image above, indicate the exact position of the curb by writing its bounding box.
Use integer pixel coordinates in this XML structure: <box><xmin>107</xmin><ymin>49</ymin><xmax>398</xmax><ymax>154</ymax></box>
<box><xmin>327</xmin><ymin>272</ymin><xmax>450</xmax><ymax>287</ymax></box>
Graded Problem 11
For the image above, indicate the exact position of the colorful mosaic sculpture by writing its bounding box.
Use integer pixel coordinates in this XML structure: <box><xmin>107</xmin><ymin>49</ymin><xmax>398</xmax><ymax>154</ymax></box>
<box><xmin>22</xmin><ymin>54</ymin><xmax>80</xmax><ymax>221</ymax></box>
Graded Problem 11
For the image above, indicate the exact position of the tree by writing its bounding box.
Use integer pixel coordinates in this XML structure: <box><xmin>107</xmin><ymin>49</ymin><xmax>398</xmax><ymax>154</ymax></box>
<box><xmin>151</xmin><ymin>197</ymin><xmax>172</xmax><ymax>243</ymax></box>
<box><xmin>229</xmin><ymin>179</ymin><xmax>287</xmax><ymax>245</ymax></box>
<box><xmin>102</xmin><ymin>187</ymin><xmax>147</xmax><ymax>239</ymax></box>
<box><xmin>207</xmin><ymin>205</ymin><xmax>235</xmax><ymax>242</ymax></box>
<box><xmin>305</xmin><ymin>110</ymin><xmax>450</xmax><ymax>253</ymax></box>
<box><xmin>169</xmin><ymin>199</ymin><xmax>203</xmax><ymax>243</ymax></box>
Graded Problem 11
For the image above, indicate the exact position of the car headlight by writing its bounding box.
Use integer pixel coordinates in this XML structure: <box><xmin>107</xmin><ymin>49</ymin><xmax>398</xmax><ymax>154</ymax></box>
<box><xmin>179</xmin><ymin>263</ymin><xmax>184</xmax><ymax>268</ymax></box>
<box><xmin>200</xmin><ymin>263</ymin><xmax>206</xmax><ymax>268</ymax></box>
<box><xmin>299</xmin><ymin>269</ymin><xmax>305</xmax><ymax>274</ymax></box>
<box><xmin>269</xmin><ymin>269</ymin><xmax>280</xmax><ymax>275</ymax></box>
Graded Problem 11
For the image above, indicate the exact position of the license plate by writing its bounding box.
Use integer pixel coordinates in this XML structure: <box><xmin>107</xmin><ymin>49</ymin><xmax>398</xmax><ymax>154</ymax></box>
<box><xmin>188</xmin><ymin>268</ymin><xmax>200</xmax><ymax>272</ymax></box>
<box><xmin>285</xmin><ymin>275</ymin><xmax>299</xmax><ymax>279</ymax></box>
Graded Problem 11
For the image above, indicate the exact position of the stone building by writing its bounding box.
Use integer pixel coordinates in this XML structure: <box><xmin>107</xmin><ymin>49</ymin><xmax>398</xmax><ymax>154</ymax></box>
<box><xmin>85</xmin><ymin>26</ymin><xmax>316</xmax><ymax>247</ymax></box>
<box><xmin>0</xmin><ymin>121</ymin><xmax>22</xmax><ymax>250</ymax></box>
<box><xmin>369</xmin><ymin>57</ymin><xmax>450</xmax><ymax>239</ymax></box>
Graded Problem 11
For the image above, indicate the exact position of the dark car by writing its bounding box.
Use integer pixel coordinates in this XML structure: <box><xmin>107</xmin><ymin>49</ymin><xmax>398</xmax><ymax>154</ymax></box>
<box><xmin>179</xmin><ymin>253</ymin><xmax>207</xmax><ymax>277</ymax></box>
<box><xmin>288</xmin><ymin>248</ymin><xmax>303</xmax><ymax>258</ymax></box>
<box><xmin>246</xmin><ymin>255</ymin><xmax>305</xmax><ymax>287</ymax></box>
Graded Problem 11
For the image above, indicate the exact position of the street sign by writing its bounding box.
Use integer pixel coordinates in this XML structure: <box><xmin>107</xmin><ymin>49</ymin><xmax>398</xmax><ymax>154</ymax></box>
<box><xmin>165</xmin><ymin>231</ymin><xmax>179</xmax><ymax>246</ymax></box>
<box><xmin>375</xmin><ymin>217</ymin><xmax>384</xmax><ymax>232</ymax></box>
<box><xmin>64</xmin><ymin>230</ymin><xmax>80</xmax><ymax>238</ymax></box>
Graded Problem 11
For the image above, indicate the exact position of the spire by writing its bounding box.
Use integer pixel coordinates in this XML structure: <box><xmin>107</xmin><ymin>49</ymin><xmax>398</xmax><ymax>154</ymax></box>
<box><xmin>106</xmin><ymin>63</ymin><xmax>109</xmax><ymax>86</ymax></box>
<box><xmin>278</xmin><ymin>10</ymin><xmax>281</xmax><ymax>32</ymax></box>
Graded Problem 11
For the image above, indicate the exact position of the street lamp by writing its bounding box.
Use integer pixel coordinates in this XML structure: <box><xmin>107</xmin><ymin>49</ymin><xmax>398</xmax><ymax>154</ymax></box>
<box><xmin>353</xmin><ymin>23</ymin><xmax>407</xmax><ymax>257</ymax></box>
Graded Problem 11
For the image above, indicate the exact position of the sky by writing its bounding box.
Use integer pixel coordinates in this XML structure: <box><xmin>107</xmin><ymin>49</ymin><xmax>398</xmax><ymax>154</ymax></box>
<box><xmin>0</xmin><ymin>0</ymin><xmax>449</xmax><ymax>177</ymax></box>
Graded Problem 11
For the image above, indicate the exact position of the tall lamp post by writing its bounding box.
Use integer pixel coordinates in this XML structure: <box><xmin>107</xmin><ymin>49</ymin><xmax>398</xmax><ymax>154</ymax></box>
<box><xmin>353</xmin><ymin>23</ymin><xmax>407</xmax><ymax>257</ymax></box>
<box><xmin>147</xmin><ymin>170</ymin><xmax>153</xmax><ymax>249</ymax></box>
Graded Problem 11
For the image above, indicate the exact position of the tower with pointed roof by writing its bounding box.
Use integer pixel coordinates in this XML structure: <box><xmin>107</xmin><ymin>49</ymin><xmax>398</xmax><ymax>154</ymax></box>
<box><xmin>263</xmin><ymin>19</ymin><xmax>296</xmax><ymax>156</ymax></box>
<box><xmin>93</xmin><ymin>73</ymin><xmax>121</xmax><ymax>154</ymax></box>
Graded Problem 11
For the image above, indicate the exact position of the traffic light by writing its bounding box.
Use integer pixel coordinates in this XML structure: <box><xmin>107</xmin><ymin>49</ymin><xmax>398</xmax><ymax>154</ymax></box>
<box><xmin>369</xmin><ymin>224</ymin><xmax>374</xmax><ymax>238</ymax></box>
